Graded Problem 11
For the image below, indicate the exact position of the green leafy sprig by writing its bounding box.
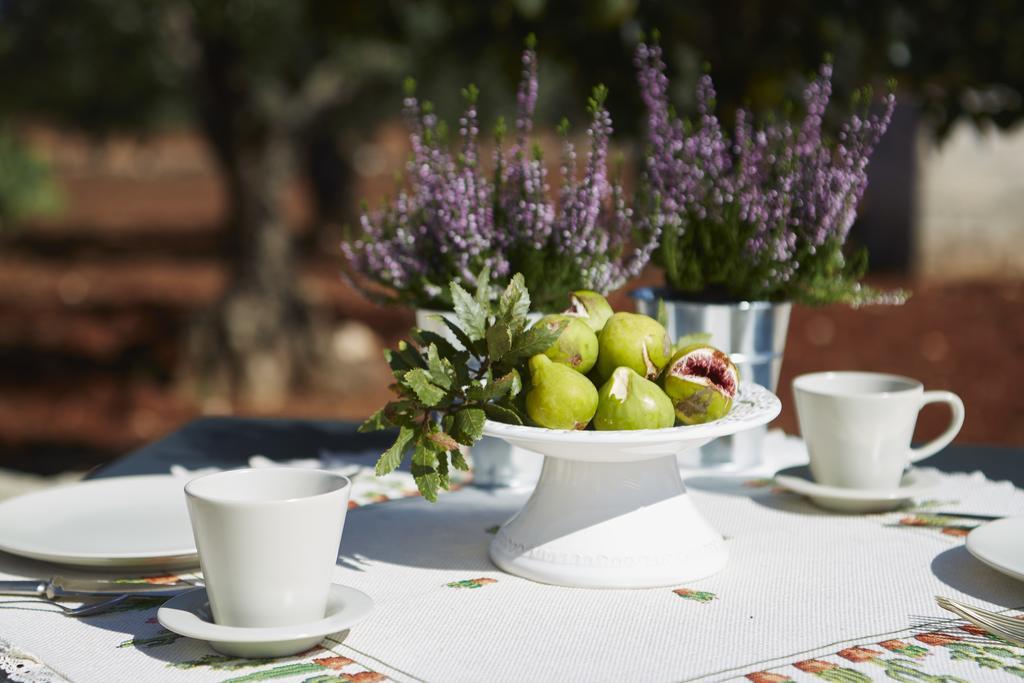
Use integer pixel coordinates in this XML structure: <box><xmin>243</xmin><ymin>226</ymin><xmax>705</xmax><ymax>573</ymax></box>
<box><xmin>360</xmin><ymin>271</ymin><xmax>566</xmax><ymax>502</ymax></box>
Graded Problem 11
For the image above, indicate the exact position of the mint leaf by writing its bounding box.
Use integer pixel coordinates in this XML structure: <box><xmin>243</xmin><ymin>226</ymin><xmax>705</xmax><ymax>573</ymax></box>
<box><xmin>492</xmin><ymin>369</ymin><xmax>522</xmax><ymax>399</ymax></box>
<box><xmin>382</xmin><ymin>399</ymin><xmax>422</xmax><ymax>427</ymax></box>
<box><xmin>411</xmin><ymin>464</ymin><xmax>441</xmax><ymax>502</ymax></box>
<box><xmin>497</xmin><ymin>273</ymin><xmax>531</xmax><ymax>330</ymax></box>
<box><xmin>507</xmin><ymin>318</ymin><xmax>566</xmax><ymax>362</ymax></box>
<box><xmin>383</xmin><ymin>348</ymin><xmax>413</xmax><ymax>375</ymax></box>
<box><xmin>426</xmin><ymin>430</ymin><xmax>460</xmax><ymax>451</ymax></box>
<box><xmin>410</xmin><ymin>328</ymin><xmax>467</xmax><ymax>365</ymax></box>
<box><xmin>402</xmin><ymin>368</ymin><xmax>446</xmax><ymax>406</ymax></box>
<box><xmin>474</xmin><ymin>264</ymin><xmax>492</xmax><ymax>309</ymax></box>
<box><xmin>434</xmin><ymin>315</ymin><xmax>478</xmax><ymax>353</ymax></box>
<box><xmin>451</xmin><ymin>281</ymin><xmax>488</xmax><ymax>341</ymax></box>
<box><xmin>411</xmin><ymin>440</ymin><xmax>443</xmax><ymax>502</ymax></box>
<box><xmin>412</xmin><ymin>441</ymin><xmax>438</xmax><ymax>468</ymax></box>
<box><xmin>485</xmin><ymin>322</ymin><xmax>513</xmax><ymax>361</ymax></box>
<box><xmin>451</xmin><ymin>407</ymin><xmax>486</xmax><ymax>445</ymax></box>
<box><xmin>482</xmin><ymin>402</ymin><xmax>524</xmax><ymax>425</ymax></box>
<box><xmin>375</xmin><ymin>426</ymin><xmax>414</xmax><ymax>476</ymax></box>
<box><xmin>466</xmin><ymin>369</ymin><xmax>521</xmax><ymax>402</ymax></box>
<box><xmin>425</xmin><ymin>344</ymin><xmax>453</xmax><ymax>389</ymax></box>
<box><xmin>358</xmin><ymin>408</ymin><xmax>389</xmax><ymax>433</ymax></box>
<box><xmin>436</xmin><ymin>453</ymin><xmax>450</xmax><ymax>489</ymax></box>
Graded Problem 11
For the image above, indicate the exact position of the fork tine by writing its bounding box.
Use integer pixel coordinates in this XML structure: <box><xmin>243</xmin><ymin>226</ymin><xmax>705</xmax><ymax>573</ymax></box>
<box><xmin>937</xmin><ymin>596</ymin><xmax>1024</xmax><ymax>632</ymax></box>
<box><xmin>937</xmin><ymin>598</ymin><xmax>1024</xmax><ymax>646</ymax></box>
<box><xmin>971</xmin><ymin>616</ymin><xmax>1024</xmax><ymax>646</ymax></box>
<box><xmin>962</xmin><ymin>609</ymin><xmax>1024</xmax><ymax>632</ymax></box>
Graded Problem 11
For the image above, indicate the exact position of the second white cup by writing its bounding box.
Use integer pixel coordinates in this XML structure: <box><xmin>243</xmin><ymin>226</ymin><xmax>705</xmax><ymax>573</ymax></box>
<box><xmin>793</xmin><ymin>371</ymin><xmax>965</xmax><ymax>490</ymax></box>
<box><xmin>185</xmin><ymin>468</ymin><xmax>351</xmax><ymax>628</ymax></box>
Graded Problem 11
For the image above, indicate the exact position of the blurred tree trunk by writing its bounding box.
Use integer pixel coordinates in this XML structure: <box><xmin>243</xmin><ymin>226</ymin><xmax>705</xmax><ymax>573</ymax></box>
<box><xmin>188</xmin><ymin>130</ymin><xmax>317</xmax><ymax>406</ymax></box>
<box><xmin>182</xmin><ymin>25</ymin><xmax>319</xmax><ymax>408</ymax></box>
<box><xmin>305</xmin><ymin>124</ymin><xmax>354</xmax><ymax>254</ymax></box>
<box><xmin>168</xmin><ymin>5</ymin><xmax>405</xmax><ymax>407</ymax></box>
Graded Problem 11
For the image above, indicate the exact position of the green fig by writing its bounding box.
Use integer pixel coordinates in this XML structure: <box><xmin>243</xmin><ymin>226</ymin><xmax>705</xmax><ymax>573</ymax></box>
<box><xmin>595</xmin><ymin>312</ymin><xmax>672</xmax><ymax>382</ymax></box>
<box><xmin>535</xmin><ymin>314</ymin><xmax>598</xmax><ymax>374</ymax></box>
<box><xmin>594</xmin><ymin>367</ymin><xmax>675</xmax><ymax>430</ymax></box>
<box><xmin>661</xmin><ymin>343</ymin><xmax>739</xmax><ymax>425</ymax></box>
<box><xmin>526</xmin><ymin>354</ymin><xmax>599</xmax><ymax>430</ymax></box>
<box><xmin>564</xmin><ymin>290</ymin><xmax>614</xmax><ymax>332</ymax></box>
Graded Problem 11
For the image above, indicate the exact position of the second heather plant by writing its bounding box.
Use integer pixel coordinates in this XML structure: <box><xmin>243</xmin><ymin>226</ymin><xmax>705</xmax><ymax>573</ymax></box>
<box><xmin>634</xmin><ymin>40</ymin><xmax>901</xmax><ymax>306</ymax></box>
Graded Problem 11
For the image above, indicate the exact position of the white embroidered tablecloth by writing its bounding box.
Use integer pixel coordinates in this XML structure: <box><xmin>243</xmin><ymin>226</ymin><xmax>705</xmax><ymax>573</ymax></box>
<box><xmin>2</xmin><ymin>433</ymin><xmax>1024</xmax><ymax>682</ymax></box>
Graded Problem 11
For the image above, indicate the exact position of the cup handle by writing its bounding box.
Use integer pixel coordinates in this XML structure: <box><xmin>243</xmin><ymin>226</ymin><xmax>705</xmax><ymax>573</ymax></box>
<box><xmin>908</xmin><ymin>391</ymin><xmax>965</xmax><ymax>463</ymax></box>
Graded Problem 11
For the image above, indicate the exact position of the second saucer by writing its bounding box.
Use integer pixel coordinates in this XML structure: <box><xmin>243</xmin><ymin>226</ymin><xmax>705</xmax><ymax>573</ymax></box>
<box><xmin>774</xmin><ymin>468</ymin><xmax>941</xmax><ymax>513</ymax></box>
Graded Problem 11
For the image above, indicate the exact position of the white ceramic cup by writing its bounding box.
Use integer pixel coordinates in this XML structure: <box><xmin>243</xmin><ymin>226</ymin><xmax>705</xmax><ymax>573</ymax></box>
<box><xmin>793</xmin><ymin>371</ymin><xmax>965</xmax><ymax>490</ymax></box>
<box><xmin>185</xmin><ymin>468</ymin><xmax>351</xmax><ymax>628</ymax></box>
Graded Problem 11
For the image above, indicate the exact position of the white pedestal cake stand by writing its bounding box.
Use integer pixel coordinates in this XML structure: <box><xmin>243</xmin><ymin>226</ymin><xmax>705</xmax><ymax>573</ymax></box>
<box><xmin>482</xmin><ymin>382</ymin><xmax>781</xmax><ymax>588</ymax></box>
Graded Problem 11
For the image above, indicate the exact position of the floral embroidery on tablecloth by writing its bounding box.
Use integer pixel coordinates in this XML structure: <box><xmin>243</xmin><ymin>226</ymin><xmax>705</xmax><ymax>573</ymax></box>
<box><xmin>672</xmin><ymin>588</ymin><xmax>717</xmax><ymax>603</ymax></box>
<box><xmin>743</xmin><ymin>479</ymin><xmax>791</xmax><ymax>495</ymax></box>
<box><xmin>446</xmin><ymin>578</ymin><xmax>497</xmax><ymax>589</ymax></box>
<box><xmin>745</xmin><ymin>616</ymin><xmax>1024</xmax><ymax>681</ymax></box>
<box><xmin>112</xmin><ymin>575</ymin><xmax>189</xmax><ymax>585</ymax></box>
<box><xmin>118</xmin><ymin>631</ymin><xmax>182</xmax><ymax>649</ymax></box>
<box><xmin>121</xmin><ymin>641</ymin><xmax>389</xmax><ymax>681</ymax></box>
<box><xmin>211</xmin><ymin>655</ymin><xmax>386</xmax><ymax>682</ymax></box>
<box><xmin>897</xmin><ymin>514</ymin><xmax>979</xmax><ymax>537</ymax></box>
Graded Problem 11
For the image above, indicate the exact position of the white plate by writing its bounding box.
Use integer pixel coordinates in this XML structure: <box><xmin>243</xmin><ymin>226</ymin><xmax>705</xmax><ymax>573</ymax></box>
<box><xmin>967</xmin><ymin>517</ymin><xmax>1024</xmax><ymax>582</ymax></box>
<box><xmin>158</xmin><ymin>584</ymin><xmax>375</xmax><ymax>658</ymax></box>
<box><xmin>0</xmin><ymin>475</ymin><xmax>196</xmax><ymax>568</ymax></box>
<box><xmin>774</xmin><ymin>469</ymin><xmax>942</xmax><ymax>513</ymax></box>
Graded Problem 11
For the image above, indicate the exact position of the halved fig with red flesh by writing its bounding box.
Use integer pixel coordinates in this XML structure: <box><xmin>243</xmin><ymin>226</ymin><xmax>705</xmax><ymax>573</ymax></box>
<box><xmin>661</xmin><ymin>344</ymin><xmax>739</xmax><ymax>425</ymax></box>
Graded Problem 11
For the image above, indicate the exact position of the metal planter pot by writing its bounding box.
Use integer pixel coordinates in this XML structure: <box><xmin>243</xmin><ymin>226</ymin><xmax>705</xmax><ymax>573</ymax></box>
<box><xmin>632</xmin><ymin>289</ymin><xmax>791</xmax><ymax>469</ymax></box>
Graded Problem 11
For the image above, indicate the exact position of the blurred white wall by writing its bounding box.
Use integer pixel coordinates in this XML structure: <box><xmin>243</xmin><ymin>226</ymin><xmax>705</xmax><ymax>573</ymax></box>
<box><xmin>916</xmin><ymin>121</ymin><xmax>1024</xmax><ymax>279</ymax></box>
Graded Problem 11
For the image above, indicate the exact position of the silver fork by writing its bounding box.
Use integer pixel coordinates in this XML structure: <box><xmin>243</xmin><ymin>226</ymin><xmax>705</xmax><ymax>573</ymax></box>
<box><xmin>936</xmin><ymin>596</ymin><xmax>1024</xmax><ymax>646</ymax></box>
<box><xmin>1</xmin><ymin>594</ymin><xmax>130</xmax><ymax>618</ymax></box>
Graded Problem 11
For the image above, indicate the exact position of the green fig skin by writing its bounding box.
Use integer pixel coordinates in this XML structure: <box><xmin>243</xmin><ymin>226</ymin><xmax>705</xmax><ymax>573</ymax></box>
<box><xmin>594</xmin><ymin>367</ymin><xmax>676</xmax><ymax>431</ymax></box>
<box><xmin>564</xmin><ymin>290</ymin><xmax>614</xmax><ymax>332</ymax></box>
<box><xmin>595</xmin><ymin>312</ymin><xmax>672</xmax><ymax>383</ymax></box>
<box><xmin>526</xmin><ymin>354</ymin><xmax>599</xmax><ymax>430</ymax></box>
<box><xmin>661</xmin><ymin>343</ymin><xmax>739</xmax><ymax>425</ymax></box>
<box><xmin>535</xmin><ymin>314</ymin><xmax>599</xmax><ymax>374</ymax></box>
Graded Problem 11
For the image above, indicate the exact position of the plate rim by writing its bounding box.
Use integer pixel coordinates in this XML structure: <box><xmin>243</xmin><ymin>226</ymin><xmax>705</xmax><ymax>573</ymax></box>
<box><xmin>481</xmin><ymin>382</ymin><xmax>780</xmax><ymax>444</ymax></box>
<box><xmin>157</xmin><ymin>584</ymin><xmax>375</xmax><ymax>642</ymax></box>
<box><xmin>0</xmin><ymin>474</ymin><xmax>196</xmax><ymax>563</ymax></box>
<box><xmin>966</xmin><ymin>516</ymin><xmax>1024</xmax><ymax>582</ymax></box>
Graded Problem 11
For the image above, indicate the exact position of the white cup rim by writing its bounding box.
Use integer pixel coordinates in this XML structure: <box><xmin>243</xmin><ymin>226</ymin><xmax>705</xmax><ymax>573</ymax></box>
<box><xmin>793</xmin><ymin>371</ymin><xmax>923</xmax><ymax>398</ymax></box>
<box><xmin>185</xmin><ymin>467</ymin><xmax>351</xmax><ymax>507</ymax></box>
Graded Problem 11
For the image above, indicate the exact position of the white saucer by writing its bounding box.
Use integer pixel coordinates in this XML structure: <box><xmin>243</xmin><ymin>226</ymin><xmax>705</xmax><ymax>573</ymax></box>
<box><xmin>773</xmin><ymin>469</ymin><xmax>942</xmax><ymax>513</ymax></box>
<box><xmin>967</xmin><ymin>517</ymin><xmax>1024</xmax><ymax>583</ymax></box>
<box><xmin>157</xmin><ymin>584</ymin><xmax>374</xmax><ymax>658</ymax></box>
<box><xmin>0</xmin><ymin>475</ymin><xmax>197</xmax><ymax>568</ymax></box>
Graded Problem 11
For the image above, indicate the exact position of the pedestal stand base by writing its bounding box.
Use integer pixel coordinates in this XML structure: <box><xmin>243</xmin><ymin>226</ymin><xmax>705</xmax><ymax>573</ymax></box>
<box><xmin>489</xmin><ymin>454</ymin><xmax>727</xmax><ymax>588</ymax></box>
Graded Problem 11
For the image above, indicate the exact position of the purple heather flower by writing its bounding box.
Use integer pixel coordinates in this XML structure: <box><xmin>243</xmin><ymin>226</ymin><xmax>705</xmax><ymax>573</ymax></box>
<box><xmin>345</xmin><ymin>41</ymin><xmax>656</xmax><ymax>308</ymax></box>
<box><xmin>635</xmin><ymin>42</ymin><xmax>895</xmax><ymax>299</ymax></box>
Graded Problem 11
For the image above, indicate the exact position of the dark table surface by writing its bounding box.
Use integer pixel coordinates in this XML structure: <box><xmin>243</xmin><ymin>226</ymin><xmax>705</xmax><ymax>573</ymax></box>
<box><xmin>90</xmin><ymin>416</ymin><xmax>1024</xmax><ymax>487</ymax></box>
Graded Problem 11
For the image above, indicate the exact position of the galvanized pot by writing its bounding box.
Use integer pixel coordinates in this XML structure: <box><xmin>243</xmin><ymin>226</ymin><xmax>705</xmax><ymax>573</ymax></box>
<box><xmin>632</xmin><ymin>289</ymin><xmax>791</xmax><ymax>469</ymax></box>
